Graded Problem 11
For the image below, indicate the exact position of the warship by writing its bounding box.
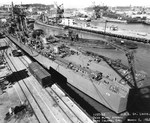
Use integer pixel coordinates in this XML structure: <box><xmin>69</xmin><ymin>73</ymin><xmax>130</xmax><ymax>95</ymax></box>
<box><xmin>2</xmin><ymin>4</ymin><xmax>147</xmax><ymax>114</ymax></box>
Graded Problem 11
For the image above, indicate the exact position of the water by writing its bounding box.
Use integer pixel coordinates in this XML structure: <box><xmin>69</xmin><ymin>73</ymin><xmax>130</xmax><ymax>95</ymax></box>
<box><xmin>91</xmin><ymin>21</ymin><xmax>150</xmax><ymax>82</ymax></box>
<box><xmin>84</xmin><ymin>43</ymin><xmax>150</xmax><ymax>86</ymax></box>
<box><xmin>66</xmin><ymin>42</ymin><xmax>150</xmax><ymax>122</ymax></box>
<box><xmin>76</xmin><ymin>20</ymin><xmax>150</xmax><ymax>86</ymax></box>
<box><xmin>68</xmin><ymin>18</ymin><xmax>150</xmax><ymax>82</ymax></box>
<box><xmin>65</xmin><ymin>21</ymin><xmax>150</xmax><ymax>120</ymax></box>
<box><xmin>92</xmin><ymin>21</ymin><xmax>150</xmax><ymax>34</ymax></box>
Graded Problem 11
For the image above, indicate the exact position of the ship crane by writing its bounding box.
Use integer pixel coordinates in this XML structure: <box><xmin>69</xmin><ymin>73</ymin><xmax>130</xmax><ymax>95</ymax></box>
<box><xmin>54</xmin><ymin>2</ymin><xmax>64</xmax><ymax>23</ymax></box>
<box><xmin>108</xmin><ymin>40</ymin><xmax>138</xmax><ymax>88</ymax></box>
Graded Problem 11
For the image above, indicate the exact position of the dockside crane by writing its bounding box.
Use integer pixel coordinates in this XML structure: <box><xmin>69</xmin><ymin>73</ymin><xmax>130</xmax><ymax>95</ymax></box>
<box><xmin>54</xmin><ymin>2</ymin><xmax>64</xmax><ymax>23</ymax></box>
<box><xmin>125</xmin><ymin>50</ymin><xmax>138</xmax><ymax>88</ymax></box>
<box><xmin>93</xmin><ymin>5</ymin><xmax>108</xmax><ymax>19</ymax></box>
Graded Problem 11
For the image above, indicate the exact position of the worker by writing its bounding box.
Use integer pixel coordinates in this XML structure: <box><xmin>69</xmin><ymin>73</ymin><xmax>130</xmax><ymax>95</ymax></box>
<box><xmin>76</xmin><ymin>34</ymin><xmax>79</xmax><ymax>41</ymax></box>
<box><xmin>8</xmin><ymin>107</ymin><xmax>14</xmax><ymax>115</ymax></box>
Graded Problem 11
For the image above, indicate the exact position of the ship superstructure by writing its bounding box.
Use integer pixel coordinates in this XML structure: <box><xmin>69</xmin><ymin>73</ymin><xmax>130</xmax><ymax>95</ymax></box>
<box><xmin>2</xmin><ymin>4</ymin><xmax>147</xmax><ymax>114</ymax></box>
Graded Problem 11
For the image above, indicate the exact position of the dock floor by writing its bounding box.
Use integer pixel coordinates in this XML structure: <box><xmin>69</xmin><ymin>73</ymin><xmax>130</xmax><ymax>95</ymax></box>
<box><xmin>0</xmin><ymin>38</ymin><xmax>94</xmax><ymax>123</ymax></box>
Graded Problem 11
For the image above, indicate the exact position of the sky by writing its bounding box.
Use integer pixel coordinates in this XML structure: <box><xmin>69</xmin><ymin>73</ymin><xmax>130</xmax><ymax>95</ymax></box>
<box><xmin>0</xmin><ymin>0</ymin><xmax>150</xmax><ymax>8</ymax></box>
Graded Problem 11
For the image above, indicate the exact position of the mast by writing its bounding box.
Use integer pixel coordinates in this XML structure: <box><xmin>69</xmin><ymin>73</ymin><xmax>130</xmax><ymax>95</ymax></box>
<box><xmin>11</xmin><ymin>2</ymin><xmax>14</xmax><ymax>18</ymax></box>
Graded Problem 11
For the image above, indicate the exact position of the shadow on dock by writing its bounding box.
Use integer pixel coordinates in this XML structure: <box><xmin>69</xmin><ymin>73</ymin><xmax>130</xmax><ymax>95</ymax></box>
<box><xmin>23</xmin><ymin>54</ymin><xmax>113</xmax><ymax>122</ymax></box>
<box><xmin>6</xmin><ymin>69</ymin><xmax>29</xmax><ymax>84</ymax></box>
<box><xmin>47</xmin><ymin>67</ymin><xmax>109</xmax><ymax>122</ymax></box>
<box><xmin>0</xmin><ymin>36</ymin><xmax>5</xmax><ymax>39</ymax></box>
<box><xmin>48</xmin><ymin>67</ymin><xmax>67</xmax><ymax>85</ymax></box>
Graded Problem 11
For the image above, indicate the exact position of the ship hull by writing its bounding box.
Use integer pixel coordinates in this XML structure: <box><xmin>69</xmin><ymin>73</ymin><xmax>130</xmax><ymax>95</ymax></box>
<box><xmin>6</xmin><ymin>35</ymin><xmax>129</xmax><ymax>113</ymax></box>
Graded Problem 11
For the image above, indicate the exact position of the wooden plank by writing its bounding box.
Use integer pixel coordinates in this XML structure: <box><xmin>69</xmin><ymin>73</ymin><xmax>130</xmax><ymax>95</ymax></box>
<box><xmin>5</xmin><ymin>38</ymin><xmax>94</xmax><ymax>123</ymax></box>
<box><xmin>51</xmin><ymin>84</ymin><xmax>94</xmax><ymax>123</ymax></box>
<box><xmin>24</xmin><ymin>77</ymin><xmax>59</xmax><ymax>123</ymax></box>
<box><xmin>14</xmin><ymin>83</ymin><xmax>39</xmax><ymax>123</ymax></box>
<box><xmin>22</xmin><ymin>56</ymin><xmax>32</xmax><ymax>64</ymax></box>
<box><xmin>4</xmin><ymin>48</ymin><xmax>48</xmax><ymax>123</ymax></box>
<box><xmin>10</xmin><ymin>48</ymin><xmax>71</xmax><ymax>123</ymax></box>
<box><xmin>46</xmin><ymin>87</ymin><xmax>82</xmax><ymax>123</ymax></box>
<box><xmin>28</xmin><ymin>75</ymin><xmax>72</xmax><ymax>123</ymax></box>
<box><xmin>19</xmin><ymin>80</ymin><xmax>48</xmax><ymax>123</ymax></box>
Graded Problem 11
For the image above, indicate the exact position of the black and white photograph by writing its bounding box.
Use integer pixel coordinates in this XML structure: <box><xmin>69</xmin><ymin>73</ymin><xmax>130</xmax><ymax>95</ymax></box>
<box><xmin>0</xmin><ymin>0</ymin><xmax>150</xmax><ymax>122</ymax></box>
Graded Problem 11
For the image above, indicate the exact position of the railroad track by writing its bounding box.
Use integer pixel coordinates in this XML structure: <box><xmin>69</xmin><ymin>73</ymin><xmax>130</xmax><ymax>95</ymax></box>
<box><xmin>1</xmin><ymin>44</ymin><xmax>40</xmax><ymax>123</ymax></box>
<box><xmin>2</xmin><ymin>43</ymin><xmax>50</xmax><ymax>123</ymax></box>
<box><xmin>19</xmin><ymin>55</ymin><xmax>87</xmax><ymax>123</ymax></box>
<box><xmin>3</xmin><ymin>39</ymin><xmax>69</xmax><ymax>123</ymax></box>
<box><xmin>3</xmin><ymin>38</ymin><xmax>94</xmax><ymax>123</ymax></box>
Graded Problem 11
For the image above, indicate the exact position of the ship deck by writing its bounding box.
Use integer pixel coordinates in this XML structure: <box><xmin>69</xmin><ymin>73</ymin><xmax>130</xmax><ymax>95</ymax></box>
<box><xmin>47</xmin><ymin>39</ymin><xmax>131</xmax><ymax>87</ymax></box>
<box><xmin>65</xmin><ymin>53</ymin><xmax>122</xmax><ymax>81</ymax></box>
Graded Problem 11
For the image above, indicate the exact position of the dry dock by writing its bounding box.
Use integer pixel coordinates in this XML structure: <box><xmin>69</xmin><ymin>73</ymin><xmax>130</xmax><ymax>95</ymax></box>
<box><xmin>0</xmin><ymin>38</ymin><xmax>94</xmax><ymax>123</ymax></box>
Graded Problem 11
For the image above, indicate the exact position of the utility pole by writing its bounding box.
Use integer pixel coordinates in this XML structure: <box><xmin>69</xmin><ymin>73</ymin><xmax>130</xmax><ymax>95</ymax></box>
<box><xmin>104</xmin><ymin>20</ymin><xmax>108</xmax><ymax>34</ymax></box>
<box><xmin>104</xmin><ymin>20</ymin><xmax>108</xmax><ymax>41</ymax></box>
